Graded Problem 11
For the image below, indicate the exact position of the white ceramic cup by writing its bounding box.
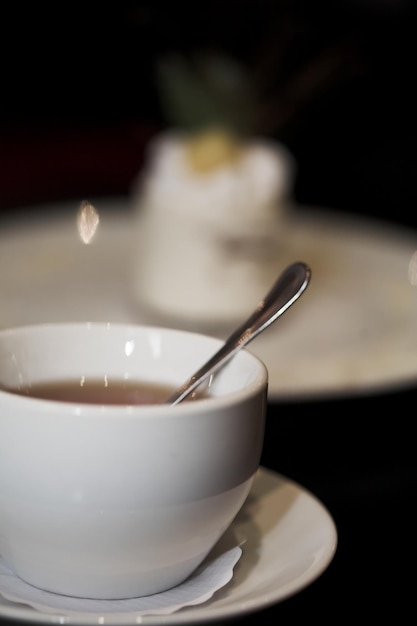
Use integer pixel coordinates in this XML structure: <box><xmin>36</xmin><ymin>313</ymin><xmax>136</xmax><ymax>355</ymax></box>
<box><xmin>0</xmin><ymin>322</ymin><xmax>267</xmax><ymax>599</ymax></box>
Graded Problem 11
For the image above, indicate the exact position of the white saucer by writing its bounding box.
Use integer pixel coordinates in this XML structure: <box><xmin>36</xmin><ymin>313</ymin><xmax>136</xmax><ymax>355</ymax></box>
<box><xmin>0</xmin><ymin>467</ymin><xmax>337</xmax><ymax>625</ymax></box>
<box><xmin>1</xmin><ymin>197</ymin><xmax>417</xmax><ymax>400</ymax></box>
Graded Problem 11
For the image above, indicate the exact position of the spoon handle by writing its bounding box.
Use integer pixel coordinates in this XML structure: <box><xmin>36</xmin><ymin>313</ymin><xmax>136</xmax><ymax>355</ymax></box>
<box><xmin>167</xmin><ymin>261</ymin><xmax>311</xmax><ymax>406</ymax></box>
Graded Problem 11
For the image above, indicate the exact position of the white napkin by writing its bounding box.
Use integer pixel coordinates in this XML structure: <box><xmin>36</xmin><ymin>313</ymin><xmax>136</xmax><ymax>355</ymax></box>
<box><xmin>0</xmin><ymin>544</ymin><xmax>242</xmax><ymax>617</ymax></box>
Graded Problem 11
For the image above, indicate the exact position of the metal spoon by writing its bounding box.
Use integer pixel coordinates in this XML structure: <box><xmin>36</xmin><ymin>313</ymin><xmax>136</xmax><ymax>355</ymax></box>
<box><xmin>166</xmin><ymin>261</ymin><xmax>311</xmax><ymax>406</ymax></box>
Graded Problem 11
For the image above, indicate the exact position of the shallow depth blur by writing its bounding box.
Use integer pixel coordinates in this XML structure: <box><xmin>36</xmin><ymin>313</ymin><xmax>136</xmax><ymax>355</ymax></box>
<box><xmin>0</xmin><ymin>1</ymin><xmax>416</xmax><ymax>624</ymax></box>
<box><xmin>1</xmin><ymin>0</ymin><xmax>416</xmax><ymax>226</ymax></box>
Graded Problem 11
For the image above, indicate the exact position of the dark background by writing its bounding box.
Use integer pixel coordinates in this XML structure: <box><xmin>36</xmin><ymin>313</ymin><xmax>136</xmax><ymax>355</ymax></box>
<box><xmin>1</xmin><ymin>0</ymin><xmax>416</xmax><ymax>227</ymax></box>
<box><xmin>0</xmin><ymin>1</ymin><xmax>417</xmax><ymax>624</ymax></box>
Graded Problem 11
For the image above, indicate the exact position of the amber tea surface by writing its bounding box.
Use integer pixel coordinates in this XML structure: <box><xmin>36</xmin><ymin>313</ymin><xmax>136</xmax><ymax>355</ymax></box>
<box><xmin>2</xmin><ymin>379</ymin><xmax>207</xmax><ymax>405</ymax></box>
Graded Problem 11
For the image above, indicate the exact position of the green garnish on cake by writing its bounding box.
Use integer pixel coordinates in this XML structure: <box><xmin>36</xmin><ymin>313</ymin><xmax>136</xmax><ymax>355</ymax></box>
<box><xmin>155</xmin><ymin>53</ymin><xmax>258</xmax><ymax>171</ymax></box>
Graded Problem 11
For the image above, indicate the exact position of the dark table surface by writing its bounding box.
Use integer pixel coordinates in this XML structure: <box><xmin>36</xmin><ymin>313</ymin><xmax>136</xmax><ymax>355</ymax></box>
<box><xmin>258</xmin><ymin>391</ymin><xmax>416</xmax><ymax>623</ymax></box>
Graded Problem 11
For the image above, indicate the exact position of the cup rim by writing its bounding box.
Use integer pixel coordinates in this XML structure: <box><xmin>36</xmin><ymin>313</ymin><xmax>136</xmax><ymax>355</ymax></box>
<box><xmin>0</xmin><ymin>321</ymin><xmax>269</xmax><ymax>414</ymax></box>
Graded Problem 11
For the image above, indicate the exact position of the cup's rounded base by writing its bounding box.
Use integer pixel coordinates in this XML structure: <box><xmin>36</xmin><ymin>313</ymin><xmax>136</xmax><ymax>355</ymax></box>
<box><xmin>10</xmin><ymin>554</ymin><xmax>206</xmax><ymax>600</ymax></box>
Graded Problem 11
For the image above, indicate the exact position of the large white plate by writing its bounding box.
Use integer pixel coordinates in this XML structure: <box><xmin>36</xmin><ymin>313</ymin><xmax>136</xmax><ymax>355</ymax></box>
<box><xmin>0</xmin><ymin>466</ymin><xmax>337</xmax><ymax>625</ymax></box>
<box><xmin>1</xmin><ymin>198</ymin><xmax>417</xmax><ymax>400</ymax></box>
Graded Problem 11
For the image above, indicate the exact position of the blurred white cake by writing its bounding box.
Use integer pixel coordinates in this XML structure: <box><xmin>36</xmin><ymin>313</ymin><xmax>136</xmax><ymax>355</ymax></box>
<box><xmin>131</xmin><ymin>128</ymin><xmax>296</xmax><ymax>327</ymax></box>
